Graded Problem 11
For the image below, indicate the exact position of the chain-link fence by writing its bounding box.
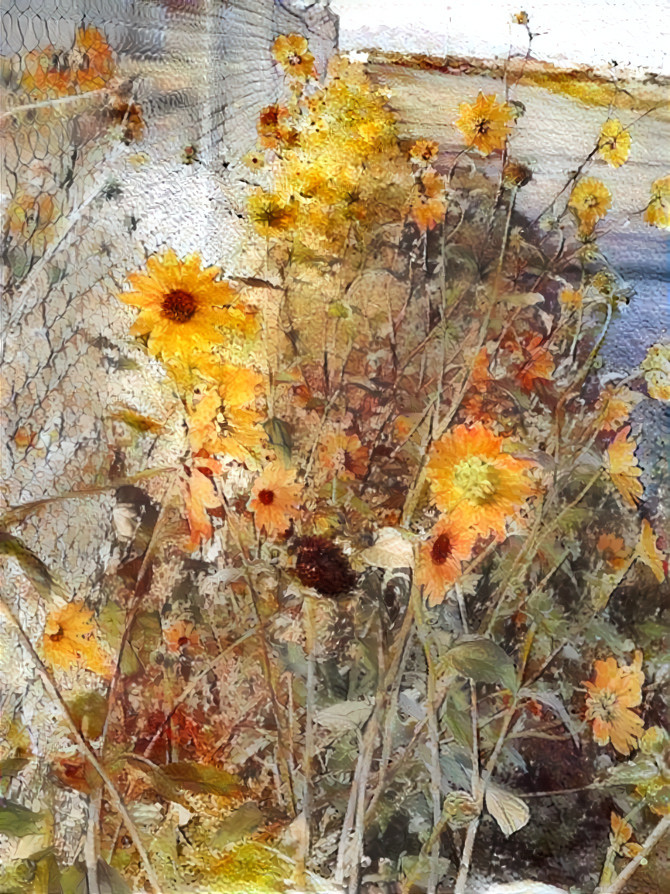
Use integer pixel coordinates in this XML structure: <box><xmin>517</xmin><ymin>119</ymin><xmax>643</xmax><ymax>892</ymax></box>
<box><xmin>1</xmin><ymin>0</ymin><xmax>335</xmax><ymax>865</ymax></box>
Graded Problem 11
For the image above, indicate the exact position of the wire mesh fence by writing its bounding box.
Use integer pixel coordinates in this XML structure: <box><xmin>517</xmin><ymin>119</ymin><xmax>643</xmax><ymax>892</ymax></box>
<box><xmin>0</xmin><ymin>0</ymin><xmax>335</xmax><ymax>866</ymax></box>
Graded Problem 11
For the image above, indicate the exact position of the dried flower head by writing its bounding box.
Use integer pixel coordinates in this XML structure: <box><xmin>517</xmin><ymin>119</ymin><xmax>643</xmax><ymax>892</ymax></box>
<box><xmin>294</xmin><ymin>536</ymin><xmax>357</xmax><ymax>597</ymax></box>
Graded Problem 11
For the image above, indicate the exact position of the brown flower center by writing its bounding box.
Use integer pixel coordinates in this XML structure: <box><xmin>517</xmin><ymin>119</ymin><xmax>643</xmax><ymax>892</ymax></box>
<box><xmin>288</xmin><ymin>52</ymin><xmax>303</xmax><ymax>67</ymax></box>
<box><xmin>162</xmin><ymin>289</ymin><xmax>197</xmax><ymax>323</ymax></box>
<box><xmin>49</xmin><ymin>625</ymin><xmax>65</xmax><ymax>642</ymax></box>
<box><xmin>431</xmin><ymin>533</ymin><xmax>453</xmax><ymax>566</ymax></box>
<box><xmin>475</xmin><ymin>119</ymin><xmax>491</xmax><ymax>135</ymax></box>
<box><xmin>258</xmin><ymin>489</ymin><xmax>275</xmax><ymax>506</ymax></box>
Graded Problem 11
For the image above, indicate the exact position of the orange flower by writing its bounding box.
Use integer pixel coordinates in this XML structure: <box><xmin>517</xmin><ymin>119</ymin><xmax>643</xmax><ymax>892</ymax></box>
<box><xmin>73</xmin><ymin>26</ymin><xmax>115</xmax><ymax>92</ymax></box>
<box><xmin>408</xmin><ymin>170</ymin><xmax>447</xmax><ymax>233</ymax></box>
<box><xmin>568</xmin><ymin>178</ymin><xmax>611</xmax><ymax>235</ymax></box>
<box><xmin>409</xmin><ymin>140</ymin><xmax>439</xmax><ymax>165</ymax></box>
<box><xmin>164</xmin><ymin>619</ymin><xmax>200</xmax><ymax>653</ymax></box>
<box><xmin>319</xmin><ymin>432</ymin><xmax>369</xmax><ymax>481</ymax></box>
<box><xmin>583</xmin><ymin>652</ymin><xmax>645</xmax><ymax>755</ymax></box>
<box><xmin>635</xmin><ymin>519</ymin><xmax>665</xmax><ymax>583</ymax></box>
<box><xmin>21</xmin><ymin>46</ymin><xmax>76</xmax><ymax>98</ymax></box>
<box><xmin>271</xmin><ymin>33</ymin><xmax>315</xmax><ymax>80</ymax></box>
<box><xmin>180</xmin><ymin>458</ymin><xmax>223</xmax><ymax>551</ymax></box>
<box><xmin>416</xmin><ymin>517</ymin><xmax>476</xmax><ymax>605</ymax></box>
<box><xmin>257</xmin><ymin>104</ymin><xmax>298</xmax><ymax>150</ymax></box>
<box><xmin>597</xmin><ymin>120</ymin><xmax>631</xmax><ymax>168</ymax></box>
<box><xmin>187</xmin><ymin>365</ymin><xmax>266</xmax><ymax>464</ymax></box>
<box><xmin>454</xmin><ymin>93</ymin><xmax>515</xmax><ymax>156</ymax></box>
<box><xmin>43</xmin><ymin>603</ymin><xmax>111</xmax><ymax>677</ymax></box>
<box><xmin>427</xmin><ymin>422</ymin><xmax>536</xmax><ymax>541</ymax></box>
<box><xmin>606</xmin><ymin>425</ymin><xmax>643</xmax><ymax>508</ymax></box>
<box><xmin>596</xmin><ymin>533</ymin><xmax>630</xmax><ymax>571</ymax></box>
<box><xmin>119</xmin><ymin>251</ymin><xmax>250</xmax><ymax>360</ymax></box>
<box><xmin>595</xmin><ymin>386</ymin><xmax>640</xmax><ymax>432</ymax></box>
<box><xmin>610</xmin><ymin>813</ymin><xmax>643</xmax><ymax>858</ymax></box>
<box><xmin>515</xmin><ymin>334</ymin><xmax>555</xmax><ymax>392</ymax></box>
<box><xmin>248</xmin><ymin>463</ymin><xmax>302</xmax><ymax>538</ymax></box>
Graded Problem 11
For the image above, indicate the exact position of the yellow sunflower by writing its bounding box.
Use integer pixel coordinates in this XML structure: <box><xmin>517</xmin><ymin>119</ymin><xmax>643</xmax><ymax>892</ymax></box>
<box><xmin>454</xmin><ymin>93</ymin><xmax>515</xmax><ymax>156</ymax></box>
<box><xmin>427</xmin><ymin>422</ymin><xmax>536</xmax><ymax>541</ymax></box>
<box><xmin>583</xmin><ymin>652</ymin><xmax>645</xmax><ymax>755</ymax></box>
<box><xmin>409</xmin><ymin>140</ymin><xmax>440</xmax><ymax>165</ymax></box>
<box><xmin>606</xmin><ymin>425</ymin><xmax>643</xmax><ymax>508</ymax></box>
<box><xmin>119</xmin><ymin>250</ymin><xmax>248</xmax><ymax>360</ymax></box>
<box><xmin>416</xmin><ymin>517</ymin><xmax>476</xmax><ymax>605</ymax></box>
<box><xmin>248</xmin><ymin>462</ymin><xmax>302</xmax><ymax>538</ymax></box>
<box><xmin>247</xmin><ymin>190</ymin><xmax>299</xmax><ymax>238</ymax></box>
<box><xmin>597</xmin><ymin>119</ymin><xmax>631</xmax><ymax>168</ymax></box>
<box><xmin>644</xmin><ymin>175</ymin><xmax>670</xmax><ymax>229</ymax></box>
<box><xmin>271</xmin><ymin>33</ymin><xmax>315</xmax><ymax>80</ymax></box>
<box><xmin>568</xmin><ymin>177</ymin><xmax>612</xmax><ymax>235</ymax></box>
<box><xmin>187</xmin><ymin>364</ymin><xmax>266</xmax><ymax>464</ymax></box>
<box><xmin>43</xmin><ymin>603</ymin><xmax>111</xmax><ymax>677</ymax></box>
<box><xmin>641</xmin><ymin>342</ymin><xmax>670</xmax><ymax>400</ymax></box>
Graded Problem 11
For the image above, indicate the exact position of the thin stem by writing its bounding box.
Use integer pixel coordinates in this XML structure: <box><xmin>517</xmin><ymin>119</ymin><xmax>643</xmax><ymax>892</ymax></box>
<box><xmin>0</xmin><ymin>598</ymin><xmax>161</xmax><ymax>893</ymax></box>
<box><xmin>601</xmin><ymin>814</ymin><xmax>670</xmax><ymax>894</ymax></box>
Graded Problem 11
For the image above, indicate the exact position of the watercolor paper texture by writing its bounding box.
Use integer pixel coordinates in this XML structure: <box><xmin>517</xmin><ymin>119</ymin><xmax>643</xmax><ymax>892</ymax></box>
<box><xmin>1</xmin><ymin>2</ymin><xmax>668</xmax><ymax>893</ymax></box>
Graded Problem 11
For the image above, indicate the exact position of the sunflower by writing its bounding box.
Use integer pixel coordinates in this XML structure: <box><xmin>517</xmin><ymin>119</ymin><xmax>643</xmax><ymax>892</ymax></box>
<box><xmin>606</xmin><ymin>425</ymin><xmax>643</xmax><ymax>508</ymax></box>
<box><xmin>454</xmin><ymin>93</ymin><xmax>515</xmax><ymax>156</ymax></box>
<box><xmin>164</xmin><ymin>619</ymin><xmax>200</xmax><ymax>654</ymax></box>
<box><xmin>247</xmin><ymin>190</ymin><xmax>299</xmax><ymax>238</ymax></box>
<box><xmin>416</xmin><ymin>517</ymin><xmax>476</xmax><ymax>605</ymax></box>
<box><xmin>21</xmin><ymin>45</ymin><xmax>75</xmax><ymax>98</ymax></box>
<box><xmin>271</xmin><ymin>33</ymin><xmax>315</xmax><ymax>80</ymax></box>
<box><xmin>635</xmin><ymin>519</ymin><xmax>665</xmax><ymax>583</ymax></box>
<box><xmin>409</xmin><ymin>140</ymin><xmax>439</xmax><ymax>165</ymax></box>
<box><xmin>248</xmin><ymin>462</ymin><xmax>302</xmax><ymax>538</ymax></box>
<box><xmin>408</xmin><ymin>170</ymin><xmax>447</xmax><ymax>233</ymax></box>
<box><xmin>597</xmin><ymin>119</ymin><xmax>631</xmax><ymax>168</ymax></box>
<box><xmin>43</xmin><ymin>603</ymin><xmax>111</xmax><ymax>677</ymax></box>
<box><xmin>583</xmin><ymin>652</ymin><xmax>645</xmax><ymax>755</ymax></box>
<box><xmin>319</xmin><ymin>431</ymin><xmax>369</xmax><ymax>481</ymax></box>
<box><xmin>187</xmin><ymin>364</ymin><xmax>266</xmax><ymax>464</ymax></box>
<box><xmin>257</xmin><ymin>104</ymin><xmax>298</xmax><ymax>150</ymax></box>
<box><xmin>119</xmin><ymin>250</ymin><xmax>248</xmax><ymax>360</ymax></box>
<box><xmin>641</xmin><ymin>342</ymin><xmax>670</xmax><ymax>400</ymax></box>
<box><xmin>427</xmin><ymin>422</ymin><xmax>536</xmax><ymax>540</ymax></box>
<box><xmin>72</xmin><ymin>25</ymin><xmax>115</xmax><ymax>92</ymax></box>
<box><xmin>568</xmin><ymin>177</ymin><xmax>612</xmax><ymax>235</ymax></box>
<box><xmin>644</xmin><ymin>175</ymin><xmax>670</xmax><ymax>229</ymax></box>
<box><xmin>596</xmin><ymin>533</ymin><xmax>630</xmax><ymax>572</ymax></box>
<box><xmin>559</xmin><ymin>287</ymin><xmax>583</xmax><ymax>310</ymax></box>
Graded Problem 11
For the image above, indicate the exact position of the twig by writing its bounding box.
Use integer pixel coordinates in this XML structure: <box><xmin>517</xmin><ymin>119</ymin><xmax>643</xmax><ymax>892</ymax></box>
<box><xmin>601</xmin><ymin>813</ymin><xmax>670</xmax><ymax>894</ymax></box>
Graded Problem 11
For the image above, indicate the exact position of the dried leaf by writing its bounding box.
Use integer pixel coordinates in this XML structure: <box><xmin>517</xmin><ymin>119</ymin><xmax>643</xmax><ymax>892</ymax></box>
<box><xmin>315</xmin><ymin>698</ymin><xmax>374</xmax><ymax>734</ymax></box>
<box><xmin>0</xmin><ymin>533</ymin><xmax>67</xmax><ymax>602</ymax></box>
<box><xmin>485</xmin><ymin>783</ymin><xmax>530</xmax><ymax>836</ymax></box>
<box><xmin>210</xmin><ymin>802</ymin><xmax>264</xmax><ymax>849</ymax></box>
<box><xmin>0</xmin><ymin>800</ymin><xmax>45</xmax><ymax>837</ymax></box>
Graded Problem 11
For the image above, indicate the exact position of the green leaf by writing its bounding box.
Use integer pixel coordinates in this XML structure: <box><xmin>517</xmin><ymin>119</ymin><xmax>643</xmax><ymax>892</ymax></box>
<box><xmin>442</xmin><ymin>636</ymin><xmax>518</xmax><ymax>692</ymax></box>
<box><xmin>210</xmin><ymin>802</ymin><xmax>264</xmax><ymax>850</ymax></box>
<box><xmin>263</xmin><ymin>416</ymin><xmax>294</xmax><ymax>463</ymax></box>
<box><xmin>0</xmin><ymin>758</ymin><xmax>30</xmax><ymax>779</ymax></box>
<box><xmin>67</xmin><ymin>691</ymin><xmax>109</xmax><ymax>741</ymax></box>
<box><xmin>0</xmin><ymin>533</ymin><xmax>66</xmax><ymax>601</ymax></box>
<box><xmin>606</xmin><ymin>757</ymin><xmax>660</xmax><ymax>785</ymax></box>
<box><xmin>0</xmin><ymin>799</ymin><xmax>45</xmax><ymax>837</ymax></box>
<box><xmin>97</xmin><ymin>858</ymin><xmax>132</xmax><ymax>894</ymax></box>
<box><xmin>161</xmin><ymin>761</ymin><xmax>242</xmax><ymax>796</ymax></box>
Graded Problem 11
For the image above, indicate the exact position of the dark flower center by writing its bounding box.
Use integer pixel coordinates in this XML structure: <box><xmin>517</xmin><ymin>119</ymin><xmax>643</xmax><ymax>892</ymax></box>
<box><xmin>258</xmin><ymin>489</ymin><xmax>275</xmax><ymax>506</ymax></box>
<box><xmin>431</xmin><ymin>533</ymin><xmax>453</xmax><ymax>565</ymax></box>
<box><xmin>288</xmin><ymin>52</ymin><xmax>303</xmax><ymax>67</ymax></box>
<box><xmin>49</xmin><ymin>625</ymin><xmax>65</xmax><ymax>642</ymax></box>
<box><xmin>475</xmin><ymin>119</ymin><xmax>490</xmax><ymax>135</ymax></box>
<box><xmin>162</xmin><ymin>289</ymin><xmax>197</xmax><ymax>323</ymax></box>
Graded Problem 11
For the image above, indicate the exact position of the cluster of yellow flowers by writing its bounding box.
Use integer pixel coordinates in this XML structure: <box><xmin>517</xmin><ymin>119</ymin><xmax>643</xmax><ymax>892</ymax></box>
<box><xmin>247</xmin><ymin>39</ymin><xmax>405</xmax><ymax>254</ymax></box>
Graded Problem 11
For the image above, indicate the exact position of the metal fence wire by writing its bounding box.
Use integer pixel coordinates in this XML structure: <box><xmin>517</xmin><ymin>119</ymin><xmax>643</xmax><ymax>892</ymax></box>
<box><xmin>0</xmin><ymin>0</ymin><xmax>335</xmax><ymax>863</ymax></box>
